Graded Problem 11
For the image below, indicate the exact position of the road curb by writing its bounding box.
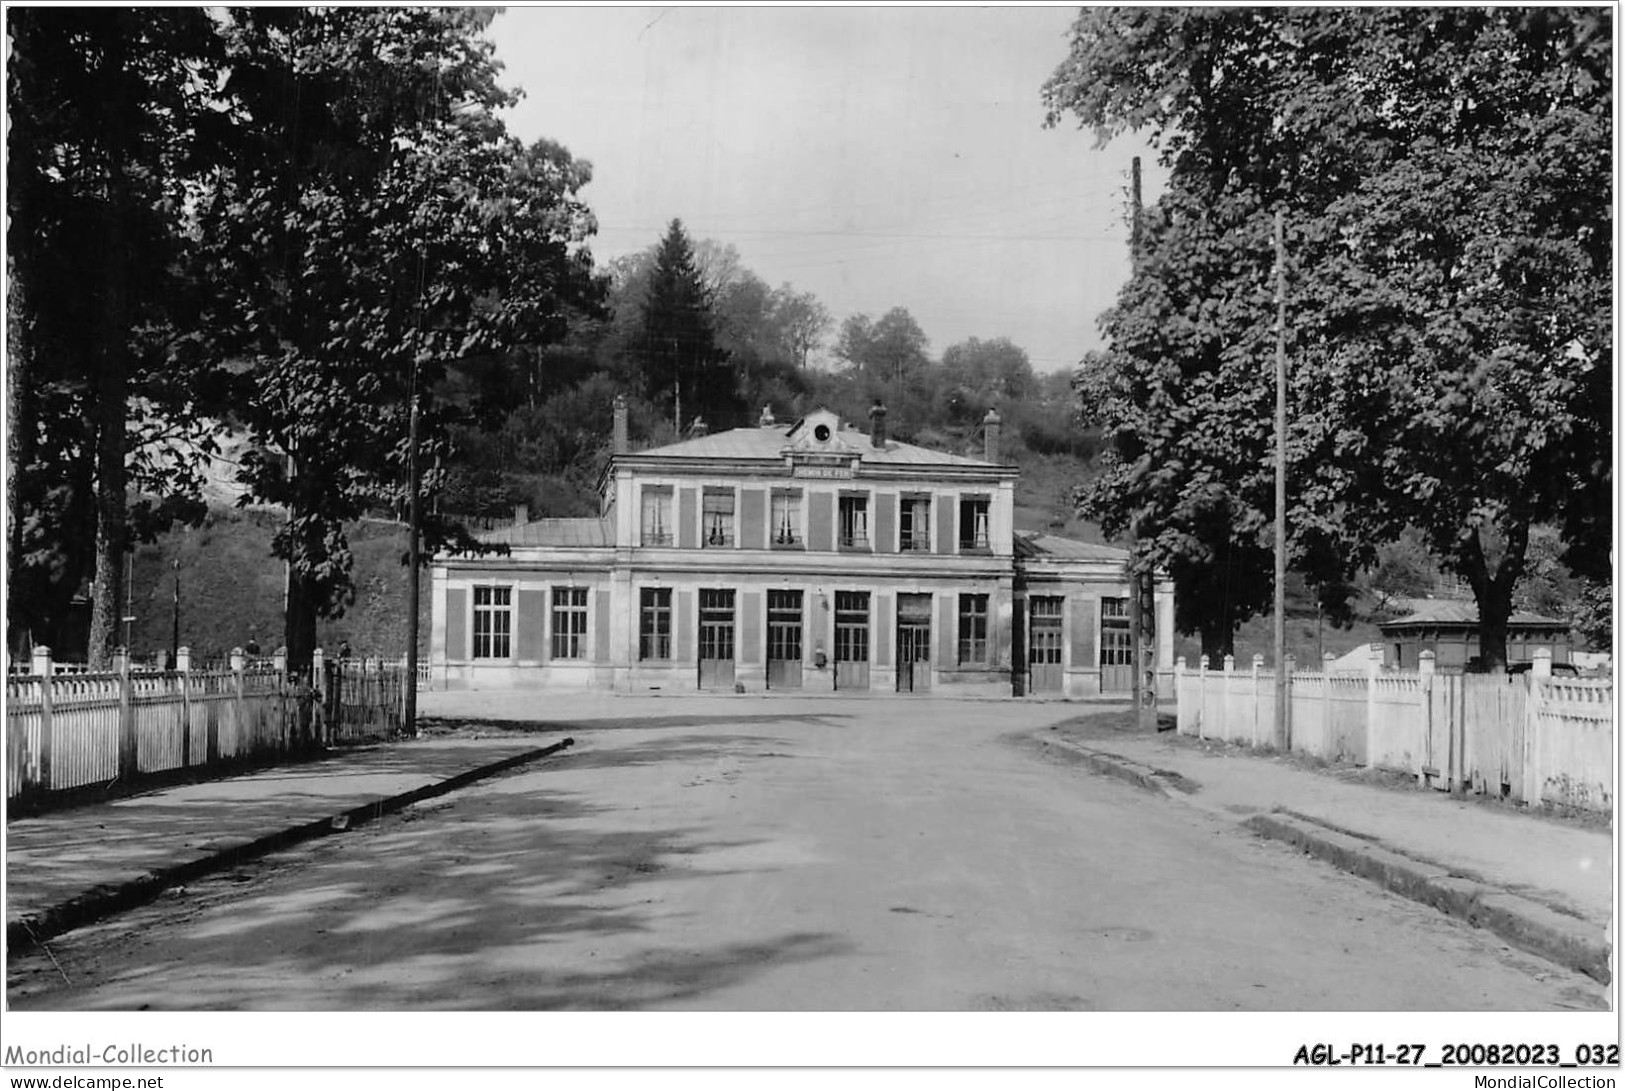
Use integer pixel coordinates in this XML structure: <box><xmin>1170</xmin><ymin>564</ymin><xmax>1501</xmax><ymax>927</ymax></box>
<box><xmin>7</xmin><ymin>738</ymin><xmax>574</xmax><ymax>953</ymax></box>
<box><xmin>1038</xmin><ymin>735</ymin><xmax>1194</xmax><ymax>797</ymax></box>
<box><xmin>1245</xmin><ymin>810</ymin><xmax>1612</xmax><ymax>985</ymax></box>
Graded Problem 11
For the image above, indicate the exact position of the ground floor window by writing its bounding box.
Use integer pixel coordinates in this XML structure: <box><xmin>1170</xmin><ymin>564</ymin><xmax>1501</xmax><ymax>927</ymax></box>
<box><xmin>472</xmin><ymin>586</ymin><xmax>512</xmax><ymax>659</ymax></box>
<box><xmin>958</xmin><ymin>593</ymin><xmax>989</xmax><ymax>664</ymax></box>
<box><xmin>640</xmin><ymin>588</ymin><xmax>672</xmax><ymax>660</ymax></box>
<box><xmin>551</xmin><ymin>586</ymin><xmax>588</xmax><ymax>658</ymax></box>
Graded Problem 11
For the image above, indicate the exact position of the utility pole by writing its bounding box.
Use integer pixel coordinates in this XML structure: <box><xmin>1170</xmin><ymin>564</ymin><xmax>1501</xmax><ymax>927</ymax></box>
<box><xmin>1128</xmin><ymin>156</ymin><xmax>1157</xmax><ymax>730</ymax></box>
<box><xmin>1273</xmin><ymin>207</ymin><xmax>1289</xmax><ymax>750</ymax></box>
<box><xmin>170</xmin><ymin>558</ymin><xmax>180</xmax><ymax>664</ymax></box>
<box><xmin>404</xmin><ymin>375</ymin><xmax>421</xmax><ymax>739</ymax></box>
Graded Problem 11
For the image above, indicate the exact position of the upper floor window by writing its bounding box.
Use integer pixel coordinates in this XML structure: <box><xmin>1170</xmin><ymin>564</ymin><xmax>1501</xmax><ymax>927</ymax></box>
<box><xmin>640</xmin><ymin>486</ymin><xmax>673</xmax><ymax>547</ymax></box>
<box><xmin>703</xmin><ymin>489</ymin><xmax>735</xmax><ymax>547</ymax></box>
<box><xmin>959</xmin><ymin>496</ymin><xmax>991</xmax><ymax>552</ymax></box>
<box><xmin>900</xmin><ymin>495</ymin><xmax>931</xmax><ymax>551</ymax></box>
<box><xmin>838</xmin><ymin>493</ymin><xmax>869</xmax><ymax>550</ymax></box>
<box><xmin>551</xmin><ymin>586</ymin><xmax>588</xmax><ymax>659</ymax></box>
<box><xmin>472</xmin><ymin>586</ymin><xmax>512</xmax><ymax>659</ymax></box>
<box><xmin>771</xmin><ymin>489</ymin><xmax>803</xmax><ymax>548</ymax></box>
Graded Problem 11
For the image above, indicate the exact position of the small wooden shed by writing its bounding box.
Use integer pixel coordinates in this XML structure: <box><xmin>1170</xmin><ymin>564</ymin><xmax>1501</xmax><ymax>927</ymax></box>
<box><xmin>1379</xmin><ymin>600</ymin><xmax>1571</xmax><ymax>671</ymax></box>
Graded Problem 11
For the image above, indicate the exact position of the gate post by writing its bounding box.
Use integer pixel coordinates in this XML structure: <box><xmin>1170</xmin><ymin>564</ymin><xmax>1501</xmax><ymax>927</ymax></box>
<box><xmin>177</xmin><ymin>647</ymin><xmax>193</xmax><ymax>768</ymax></box>
<box><xmin>1197</xmin><ymin>655</ymin><xmax>1210</xmax><ymax>740</ymax></box>
<box><xmin>1418</xmin><ymin>650</ymin><xmax>1436</xmax><ymax>787</ymax></box>
<box><xmin>32</xmin><ymin>645</ymin><xmax>53</xmax><ymax>791</ymax></box>
<box><xmin>230</xmin><ymin>646</ymin><xmax>246</xmax><ymax>761</ymax></box>
<box><xmin>115</xmin><ymin>646</ymin><xmax>136</xmax><ymax>779</ymax></box>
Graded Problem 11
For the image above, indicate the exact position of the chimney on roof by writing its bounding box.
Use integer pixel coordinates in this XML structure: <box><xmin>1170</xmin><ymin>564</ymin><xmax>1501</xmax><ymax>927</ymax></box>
<box><xmin>868</xmin><ymin>400</ymin><xmax>888</xmax><ymax>448</ymax></box>
<box><xmin>759</xmin><ymin>404</ymin><xmax>776</xmax><ymax>427</ymax></box>
<box><xmin>612</xmin><ymin>394</ymin><xmax>628</xmax><ymax>454</ymax></box>
<box><xmin>691</xmin><ymin>416</ymin><xmax>709</xmax><ymax>437</ymax></box>
<box><xmin>514</xmin><ymin>503</ymin><xmax>529</xmax><ymax>527</ymax></box>
<box><xmin>984</xmin><ymin>408</ymin><xmax>1001</xmax><ymax>463</ymax></box>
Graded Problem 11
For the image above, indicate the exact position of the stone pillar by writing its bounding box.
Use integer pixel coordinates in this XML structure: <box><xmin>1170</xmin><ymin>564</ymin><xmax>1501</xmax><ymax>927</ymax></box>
<box><xmin>178</xmin><ymin>646</ymin><xmax>193</xmax><ymax>769</ymax></box>
<box><xmin>1365</xmin><ymin>651</ymin><xmax>1381</xmax><ymax>773</ymax></box>
<box><xmin>1532</xmin><ymin>647</ymin><xmax>1552</xmax><ymax>680</ymax></box>
<box><xmin>1197</xmin><ymin>655</ymin><xmax>1210</xmax><ymax>740</ymax></box>
<box><xmin>31</xmin><ymin>644</ymin><xmax>51</xmax><ymax>678</ymax></box>
<box><xmin>1417</xmin><ymin>650</ymin><xmax>1436</xmax><ymax>788</ymax></box>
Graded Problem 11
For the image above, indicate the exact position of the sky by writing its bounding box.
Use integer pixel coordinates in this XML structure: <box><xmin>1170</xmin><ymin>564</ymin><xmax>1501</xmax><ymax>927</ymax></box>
<box><xmin>486</xmin><ymin>5</ymin><xmax>1167</xmax><ymax>373</ymax></box>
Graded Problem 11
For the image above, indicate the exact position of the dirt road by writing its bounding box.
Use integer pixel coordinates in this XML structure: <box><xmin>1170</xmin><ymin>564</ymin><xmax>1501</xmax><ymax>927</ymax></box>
<box><xmin>7</xmin><ymin>696</ymin><xmax>1605</xmax><ymax>1011</ymax></box>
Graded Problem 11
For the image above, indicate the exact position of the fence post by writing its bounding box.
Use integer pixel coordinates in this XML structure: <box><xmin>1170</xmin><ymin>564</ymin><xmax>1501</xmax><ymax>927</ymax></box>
<box><xmin>1174</xmin><ymin>657</ymin><xmax>1185</xmax><ymax>733</ymax></box>
<box><xmin>1364</xmin><ymin>651</ymin><xmax>1380</xmax><ymax>771</ymax></box>
<box><xmin>1198</xmin><ymin>655</ymin><xmax>1210</xmax><ymax>740</ymax></box>
<box><xmin>1418</xmin><ymin>650</ymin><xmax>1435</xmax><ymax>788</ymax></box>
<box><xmin>114</xmin><ymin>646</ymin><xmax>136</xmax><ymax>779</ymax></box>
<box><xmin>32</xmin><ymin>645</ymin><xmax>53</xmax><ymax>791</ymax></box>
<box><xmin>1247</xmin><ymin>654</ymin><xmax>1263</xmax><ymax>749</ymax></box>
<box><xmin>1532</xmin><ymin>647</ymin><xmax>1552</xmax><ymax>680</ymax></box>
<box><xmin>311</xmin><ymin>647</ymin><xmax>326</xmax><ymax>748</ymax></box>
<box><xmin>177</xmin><ymin>646</ymin><xmax>192</xmax><ymax>768</ymax></box>
<box><xmin>1282</xmin><ymin>654</ymin><xmax>1296</xmax><ymax>752</ymax></box>
<box><xmin>230</xmin><ymin>646</ymin><xmax>245</xmax><ymax>761</ymax></box>
<box><xmin>1220</xmin><ymin>655</ymin><xmax>1234</xmax><ymax>747</ymax></box>
<box><xmin>1322</xmin><ymin>653</ymin><xmax>1336</xmax><ymax>760</ymax></box>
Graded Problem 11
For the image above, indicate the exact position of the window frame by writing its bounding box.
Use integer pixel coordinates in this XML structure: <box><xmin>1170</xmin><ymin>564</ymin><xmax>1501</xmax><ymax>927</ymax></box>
<box><xmin>837</xmin><ymin>492</ymin><xmax>870</xmax><ymax>551</ymax></box>
<box><xmin>471</xmin><ymin>584</ymin><xmax>513</xmax><ymax>660</ymax></box>
<box><xmin>899</xmin><ymin>494</ymin><xmax>932</xmax><ymax>552</ymax></box>
<box><xmin>639</xmin><ymin>587</ymin><xmax>673</xmax><ymax>661</ymax></box>
<box><xmin>550</xmin><ymin>585</ymin><xmax>589</xmax><ymax>660</ymax></box>
<box><xmin>640</xmin><ymin>485</ymin><xmax>674</xmax><ymax>547</ymax></box>
<box><xmin>702</xmin><ymin>488</ymin><xmax>737</xmax><ymax>549</ymax></box>
<box><xmin>770</xmin><ymin>488</ymin><xmax>804</xmax><ymax>549</ymax></box>
<box><xmin>958</xmin><ymin>494</ymin><xmax>992</xmax><ymax>553</ymax></box>
<box><xmin>957</xmin><ymin>593</ymin><xmax>989</xmax><ymax>665</ymax></box>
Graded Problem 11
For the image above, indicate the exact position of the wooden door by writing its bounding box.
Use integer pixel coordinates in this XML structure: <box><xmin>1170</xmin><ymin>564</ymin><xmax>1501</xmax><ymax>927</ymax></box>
<box><xmin>896</xmin><ymin>593</ymin><xmax>932</xmax><ymax>693</ymax></box>
<box><xmin>1029</xmin><ymin>596</ymin><xmax>1064</xmax><ymax>694</ymax></box>
<box><xmin>698</xmin><ymin>589</ymin><xmax>736</xmax><ymax>689</ymax></box>
<box><xmin>766</xmin><ymin>590</ymin><xmax>803</xmax><ymax>691</ymax></box>
<box><xmin>834</xmin><ymin>591</ymin><xmax>870</xmax><ymax>692</ymax></box>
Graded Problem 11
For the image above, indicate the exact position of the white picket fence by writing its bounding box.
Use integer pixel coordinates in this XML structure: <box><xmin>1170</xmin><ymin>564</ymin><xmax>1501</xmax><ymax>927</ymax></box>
<box><xmin>1176</xmin><ymin>651</ymin><xmax>1613</xmax><ymax>815</ymax></box>
<box><xmin>7</xmin><ymin>645</ymin><xmax>412</xmax><ymax>805</ymax></box>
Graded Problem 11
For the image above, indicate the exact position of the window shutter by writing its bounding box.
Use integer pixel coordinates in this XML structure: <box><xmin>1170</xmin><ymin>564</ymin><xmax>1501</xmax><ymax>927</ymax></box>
<box><xmin>739</xmin><ymin>590</ymin><xmax>761</xmax><ymax>664</ymax></box>
<box><xmin>677</xmin><ymin>590</ymin><xmax>694</xmax><ymax>663</ymax></box>
<box><xmin>517</xmin><ymin>588</ymin><xmax>548</xmax><ymax>662</ymax></box>
<box><xmin>936</xmin><ymin>497</ymin><xmax>955</xmax><ymax>555</ymax></box>
<box><xmin>1071</xmin><ymin>596</ymin><xmax>1094</xmax><ymax>668</ymax></box>
<box><xmin>809</xmin><ymin>491</ymin><xmax>834</xmax><ymax>552</ymax></box>
<box><xmin>740</xmin><ymin>489</ymin><xmax>767</xmax><ymax>549</ymax></box>
<box><xmin>595</xmin><ymin>589</ymin><xmax>611</xmax><ymax>661</ymax></box>
<box><xmin>874</xmin><ymin>493</ymin><xmax>896</xmax><ymax>554</ymax></box>
<box><xmin>874</xmin><ymin>594</ymin><xmax>892</xmax><ymax>666</ymax></box>
<box><xmin>679</xmin><ymin>488</ymin><xmax>700</xmax><ymax>549</ymax></box>
<box><xmin>446</xmin><ymin>588</ymin><xmax>468</xmax><ymax>661</ymax></box>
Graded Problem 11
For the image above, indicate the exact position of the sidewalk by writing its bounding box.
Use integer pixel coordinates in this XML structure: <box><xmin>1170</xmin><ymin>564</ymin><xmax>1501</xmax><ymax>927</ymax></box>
<box><xmin>1043</xmin><ymin>718</ymin><xmax>1614</xmax><ymax>983</ymax></box>
<box><xmin>5</xmin><ymin>734</ymin><xmax>571</xmax><ymax>949</ymax></box>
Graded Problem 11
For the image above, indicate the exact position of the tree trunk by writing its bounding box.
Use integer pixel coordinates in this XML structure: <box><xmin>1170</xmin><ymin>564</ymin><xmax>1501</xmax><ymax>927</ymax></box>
<box><xmin>1460</xmin><ymin>525</ymin><xmax>1528</xmax><ymax>673</ymax></box>
<box><xmin>86</xmin><ymin>203</ymin><xmax>130</xmax><ymax>670</ymax></box>
<box><xmin>7</xmin><ymin>259</ymin><xmax>33</xmax><ymax>659</ymax></box>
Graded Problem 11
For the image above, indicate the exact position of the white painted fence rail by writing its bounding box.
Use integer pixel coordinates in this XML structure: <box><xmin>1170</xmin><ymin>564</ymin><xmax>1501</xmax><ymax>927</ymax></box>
<box><xmin>1176</xmin><ymin>649</ymin><xmax>1613</xmax><ymax>815</ymax></box>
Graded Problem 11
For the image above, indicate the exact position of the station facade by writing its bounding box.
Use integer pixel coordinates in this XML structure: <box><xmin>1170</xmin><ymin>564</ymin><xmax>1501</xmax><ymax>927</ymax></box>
<box><xmin>429</xmin><ymin>401</ymin><xmax>1174</xmax><ymax>699</ymax></box>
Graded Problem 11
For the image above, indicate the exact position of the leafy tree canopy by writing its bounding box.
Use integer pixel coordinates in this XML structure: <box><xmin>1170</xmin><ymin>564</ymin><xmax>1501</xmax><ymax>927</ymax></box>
<box><xmin>1045</xmin><ymin>7</ymin><xmax>1611</xmax><ymax>666</ymax></box>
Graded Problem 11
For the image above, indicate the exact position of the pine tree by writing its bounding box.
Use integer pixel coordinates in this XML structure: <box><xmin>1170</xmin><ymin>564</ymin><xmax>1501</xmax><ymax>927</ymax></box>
<box><xmin>638</xmin><ymin>220</ymin><xmax>738</xmax><ymax>430</ymax></box>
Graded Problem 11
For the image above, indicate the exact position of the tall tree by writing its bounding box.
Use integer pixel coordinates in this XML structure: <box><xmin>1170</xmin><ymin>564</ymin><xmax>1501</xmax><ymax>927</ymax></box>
<box><xmin>6</xmin><ymin>8</ymin><xmax>226</xmax><ymax>664</ymax></box>
<box><xmin>1045</xmin><ymin>7</ymin><xmax>1611</xmax><ymax>667</ymax></box>
<box><xmin>768</xmin><ymin>285</ymin><xmax>832</xmax><ymax>370</ymax></box>
<box><xmin>195</xmin><ymin>8</ymin><xmax>601</xmax><ymax>673</ymax></box>
<box><xmin>637</xmin><ymin>219</ymin><xmax>737</xmax><ymax>429</ymax></box>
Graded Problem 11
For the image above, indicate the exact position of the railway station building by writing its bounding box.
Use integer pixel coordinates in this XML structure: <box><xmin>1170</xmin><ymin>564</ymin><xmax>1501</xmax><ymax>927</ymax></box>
<box><xmin>429</xmin><ymin>400</ymin><xmax>1174</xmax><ymax>699</ymax></box>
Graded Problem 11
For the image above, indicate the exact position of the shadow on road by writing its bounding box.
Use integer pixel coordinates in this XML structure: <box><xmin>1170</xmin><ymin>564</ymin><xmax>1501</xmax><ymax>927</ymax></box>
<box><xmin>11</xmin><ymin>735</ymin><xmax>850</xmax><ymax>1010</ymax></box>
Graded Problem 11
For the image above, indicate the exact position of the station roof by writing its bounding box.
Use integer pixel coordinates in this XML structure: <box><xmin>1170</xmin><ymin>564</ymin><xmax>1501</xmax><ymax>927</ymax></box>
<box><xmin>1379</xmin><ymin>600</ymin><xmax>1568</xmax><ymax>630</ymax></box>
<box><xmin>1014</xmin><ymin>533</ymin><xmax>1129</xmax><ymax>563</ymax></box>
<box><xmin>628</xmin><ymin>423</ymin><xmax>998</xmax><ymax>468</ymax></box>
<box><xmin>477</xmin><ymin>518</ymin><xmax>612</xmax><ymax>548</ymax></box>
